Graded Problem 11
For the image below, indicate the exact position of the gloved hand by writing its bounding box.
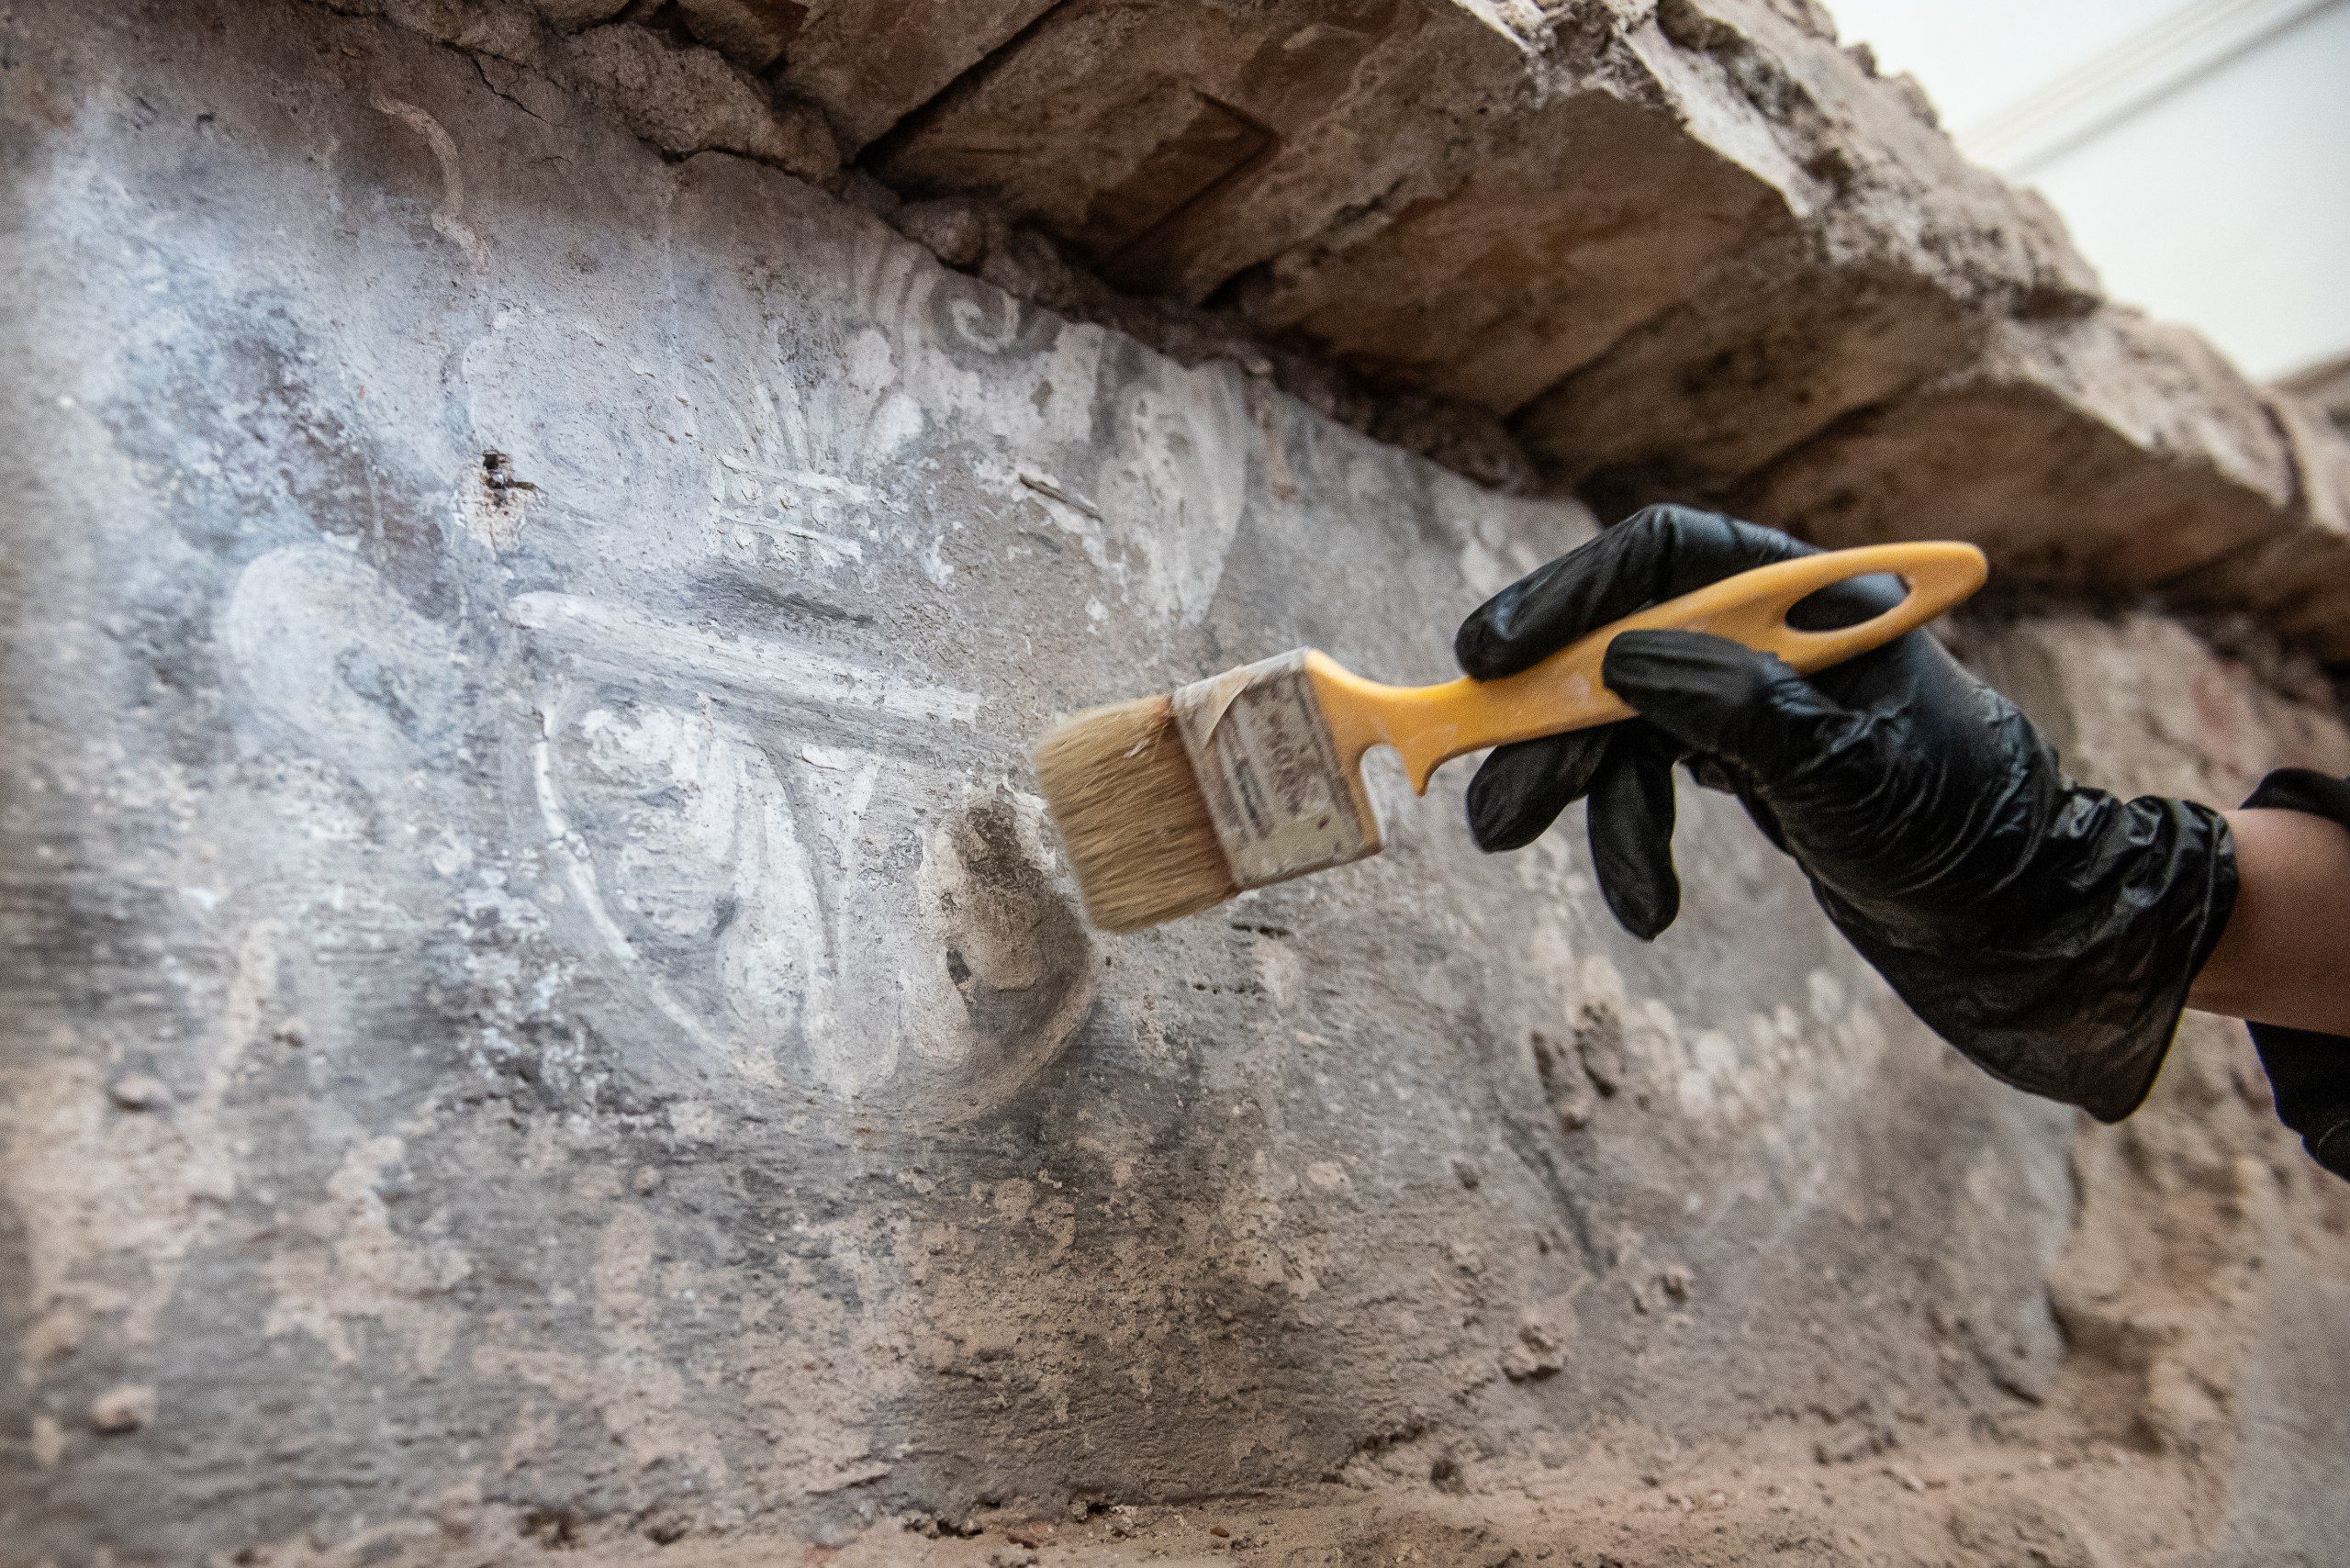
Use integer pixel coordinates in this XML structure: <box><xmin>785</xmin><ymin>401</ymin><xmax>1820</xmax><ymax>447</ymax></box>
<box><xmin>1455</xmin><ymin>505</ymin><xmax>2239</xmax><ymax>1121</ymax></box>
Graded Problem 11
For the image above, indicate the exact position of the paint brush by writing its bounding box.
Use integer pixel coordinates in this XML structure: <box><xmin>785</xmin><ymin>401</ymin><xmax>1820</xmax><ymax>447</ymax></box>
<box><xmin>1033</xmin><ymin>542</ymin><xmax>1986</xmax><ymax>933</ymax></box>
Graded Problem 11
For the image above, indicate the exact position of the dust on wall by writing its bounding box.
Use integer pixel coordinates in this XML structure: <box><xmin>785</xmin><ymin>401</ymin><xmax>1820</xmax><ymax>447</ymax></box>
<box><xmin>2</xmin><ymin>2</ymin><xmax>2347</xmax><ymax>1564</ymax></box>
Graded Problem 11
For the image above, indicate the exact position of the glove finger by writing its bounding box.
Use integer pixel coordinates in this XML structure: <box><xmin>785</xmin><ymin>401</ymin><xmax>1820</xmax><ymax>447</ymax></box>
<box><xmin>1464</xmin><ymin>728</ymin><xmax>1613</xmax><ymax>852</ymax></box>
<box><xmin>1456</xmin><ymin>505</ymin><xmax>1811</xmax><ymax>680</ymax></box>
<box><xmin>1601</xmin><ymin>629</ymin><xmax>1863</xmax><ymax>786</ymax></box>
<box><xmin>1588</xmin><ymin>733</ymin><xmax>1680</xmax><ymax>940</ymax></box>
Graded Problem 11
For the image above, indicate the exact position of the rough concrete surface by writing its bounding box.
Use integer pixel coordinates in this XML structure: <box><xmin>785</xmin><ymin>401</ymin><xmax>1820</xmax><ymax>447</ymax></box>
<box><xmin>3</xmin><ymin>2</ymin><xmax>2348</xmax><ymax>1564</ymax></box>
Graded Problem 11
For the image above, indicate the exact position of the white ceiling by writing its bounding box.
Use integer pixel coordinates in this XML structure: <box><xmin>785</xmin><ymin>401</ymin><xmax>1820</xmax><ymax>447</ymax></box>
<box><xmin>1827</xmin><ymin>0</ymin><xmax>2350</xmax><ymax>380</ymax></box>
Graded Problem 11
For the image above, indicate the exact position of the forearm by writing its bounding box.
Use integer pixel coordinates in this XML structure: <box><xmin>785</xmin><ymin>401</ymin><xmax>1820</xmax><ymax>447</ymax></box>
<box><xmin>2188</xmin><ymin>807</ymin><xmax>2350</xmax><ymax>1035</ymax></box>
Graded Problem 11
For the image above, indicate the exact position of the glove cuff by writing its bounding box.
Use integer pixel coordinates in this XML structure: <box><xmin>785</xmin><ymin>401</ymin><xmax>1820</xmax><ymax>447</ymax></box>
<box><xmin>1818</xmin><ymin>793</ymin><xmax>2237</xmax><ymax>1121</ymax></box>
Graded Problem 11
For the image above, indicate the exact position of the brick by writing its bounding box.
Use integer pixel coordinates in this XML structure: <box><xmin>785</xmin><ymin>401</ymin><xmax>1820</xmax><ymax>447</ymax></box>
<box><xmin>2171</xmin><ymin>392</ymin><xmax>2350</xmax><ymax>660</ymax></box>
<box><xmin>521</xmin><ymin>0</ymin><xmax>631</xmax><ymax>28</ymax></box>
<box><xmin>867</xmin><ymin>0</ymin><xmax>1826</xmax><ymax>420</ymax></box>
<box><xmin>1727</xmin><ymin>312</ymin><xmax>2298</xmax><ymax>589</ymax></box>
<box><xmin>673</xmin><ymin>0</ymin><xmax>806</xmax><ymax>73</ymax></box>
<box><xmin>1510</xmin><ymin>0</ymin><xmax>2096</xmax><ymax>489</ymax></box>
<box><xmin>867</xmin><ymin>0</ymin><xmax>1475</xmax><ymax>290</ymax></box>
<box><xmin>779</xmin><ymin>0</ymin><xmax>1060</xmax><ymax>152</ymax></box>
<box><xmin>1231</xmin><ymin>85</ymin><xmax>1796</xmax><ymax>414</ymax></box>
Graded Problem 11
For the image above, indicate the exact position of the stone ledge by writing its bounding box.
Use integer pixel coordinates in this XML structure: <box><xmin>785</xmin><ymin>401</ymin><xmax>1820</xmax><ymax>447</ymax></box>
<box><xmin>1724</xmin><ymin>312</ymin><xmax>2300</xmax><ymax>588</ymax></box>
<box><xmin>2170</xmin><ymin>392</ymin><xmax>2350</xmax><ymax>662</ymax></box>
<box><xmin>496</xmin><ymin>0</ymin><xmax>2350</xmax><ymax>666</ymax></box>
<box><xmin>1511</xmin><ymin>0</ymin><xmax>2098</xmax><ymax>492</ymax></box>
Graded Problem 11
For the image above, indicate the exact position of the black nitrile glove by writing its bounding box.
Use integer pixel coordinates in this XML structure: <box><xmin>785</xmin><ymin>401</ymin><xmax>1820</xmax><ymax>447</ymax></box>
<box><xmin>1456</xmin><ymin>505</ymin><xmax>2240</xmax><ymax>1122</ymax></box>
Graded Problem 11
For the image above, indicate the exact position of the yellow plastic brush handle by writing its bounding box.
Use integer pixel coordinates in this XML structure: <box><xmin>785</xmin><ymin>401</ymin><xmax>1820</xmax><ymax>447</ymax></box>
<box><xmin>1309</xmin><ymin>541</ymin><xmax>1988</xmax><ymax>795</ymax></box>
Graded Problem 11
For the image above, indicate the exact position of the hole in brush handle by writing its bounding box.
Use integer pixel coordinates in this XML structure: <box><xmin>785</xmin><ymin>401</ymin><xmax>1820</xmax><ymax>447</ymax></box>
<box><xmin>1785</xmin><ymin>570</ymin><xmax>1910</xmax><ymax>632</ymax></box>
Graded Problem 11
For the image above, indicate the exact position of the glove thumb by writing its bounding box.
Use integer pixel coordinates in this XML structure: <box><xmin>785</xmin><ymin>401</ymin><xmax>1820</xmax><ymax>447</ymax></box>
<box><xmin>1599</xmin><ymin>630</ymin><xmax>1859</xmax><ymax>785</ymax></box>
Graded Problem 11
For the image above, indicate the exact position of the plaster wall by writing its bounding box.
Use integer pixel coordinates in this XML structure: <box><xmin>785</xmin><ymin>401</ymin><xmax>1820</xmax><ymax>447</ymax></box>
<box><xmin>2</xmin><ymin>4</ymin><xmax>2346</xmax><ymax>1563</ymax></box>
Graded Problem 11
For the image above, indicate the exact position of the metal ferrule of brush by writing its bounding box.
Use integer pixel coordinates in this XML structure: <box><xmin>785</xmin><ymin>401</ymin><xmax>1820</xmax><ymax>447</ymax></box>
<box><xmin>1170</xmin><ymin>652</ymin><xmax>1382</xmax><ymax>891</ymax></box>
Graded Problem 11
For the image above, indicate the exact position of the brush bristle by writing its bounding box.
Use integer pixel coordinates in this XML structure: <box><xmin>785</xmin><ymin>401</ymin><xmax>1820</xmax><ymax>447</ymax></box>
<box><xmin>1034</xmin><ymin>695</ymin><xmax>1239</xmax><ymax>933</ymax></box>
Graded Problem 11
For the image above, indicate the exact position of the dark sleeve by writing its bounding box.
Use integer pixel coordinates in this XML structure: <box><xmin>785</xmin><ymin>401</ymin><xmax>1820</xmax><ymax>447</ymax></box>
<box><xmin>2236</xmin><ymin>767</ymin><xmax>2350</xmax><ymax>1180</ymax></box>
